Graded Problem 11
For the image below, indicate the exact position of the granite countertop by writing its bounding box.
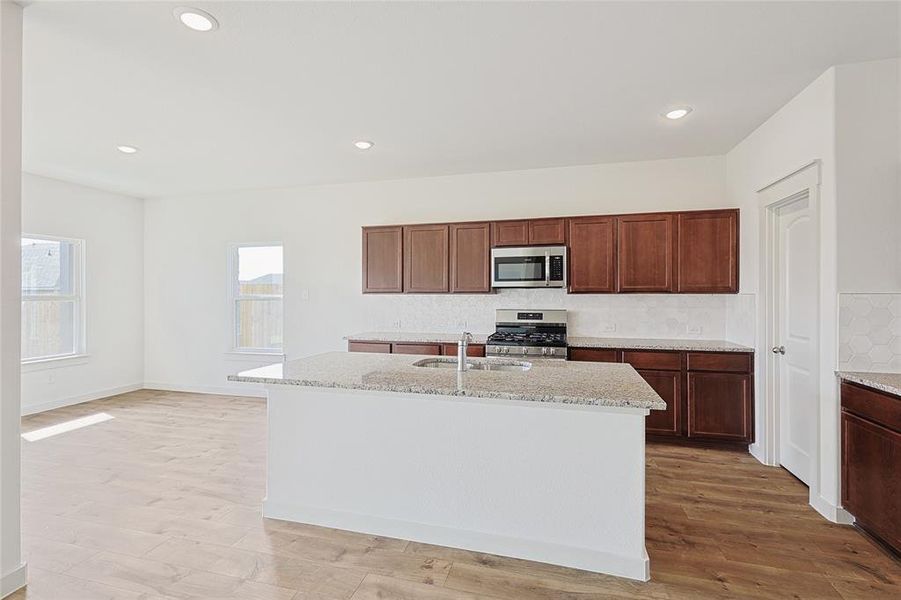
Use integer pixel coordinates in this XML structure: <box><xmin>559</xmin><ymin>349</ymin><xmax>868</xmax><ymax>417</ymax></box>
<box><xmin>566</xmin><ymin>336</ymin><xmax>753</xmax><ymax>353</ymax></box>
<box><xmin>229</xmin><ymin>351</ymin><xmax>666</xmax><ymax>411</ymax></box>
<box><xmin>837</xmin><ymin>371</ymin><xmax>901</xmax><ymax>397</ymax></box>
<box><xmin>345</xmin><ymin>332</ymin><xmax>753</xmax><ymax>353</ymax></box>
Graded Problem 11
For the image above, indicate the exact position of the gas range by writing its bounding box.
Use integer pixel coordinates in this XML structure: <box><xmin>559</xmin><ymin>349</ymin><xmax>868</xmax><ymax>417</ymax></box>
<box><xmin>486</xmin><ymin>309</ymin><xmax>567</xmax><ymax>359</ymax></box>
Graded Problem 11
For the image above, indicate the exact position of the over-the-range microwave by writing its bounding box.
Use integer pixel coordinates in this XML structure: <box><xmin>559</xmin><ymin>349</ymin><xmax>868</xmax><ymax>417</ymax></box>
<box><xmin>491</xmin><ymin>246</ymin><xmax>567</xmax><ymax>288</ymax></box>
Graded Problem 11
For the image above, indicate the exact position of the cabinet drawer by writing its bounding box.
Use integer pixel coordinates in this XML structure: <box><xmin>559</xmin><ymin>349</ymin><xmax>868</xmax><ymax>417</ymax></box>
<box><xmin>568</xmin><ymin>348</ymin><xmax>620</xmax><ymax>363</ymax></box>
<box><xmin>841</xmin><ymin>382</ymin><xmax>901</xmax><ymax>433</ymax></box>
<box><xmin>686</xmin><ymin>352</ymin><xmax>751</xmax><ymax>373</ymax></box>
<box><xmin>391</xmin><ymin>343</ymin><xmax>442</xmax><ymax>356</ymax></box>
<box><xmin>441</xmin><ymin>343</ymin><xmax>485</xmax><ymax>357</ymax></box>
<box><xmin>348</xmin><ymin>341</ymin><xmax>392</xmax><ymax>354</ymax></box>
<box><xmin>622</xmin><ymin>350</ymin><xmax>681</xmax><ymax>371</ymax></box>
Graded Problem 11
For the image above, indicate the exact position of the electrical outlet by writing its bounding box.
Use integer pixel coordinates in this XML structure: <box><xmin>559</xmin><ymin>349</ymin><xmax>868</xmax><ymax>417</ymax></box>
<box><xmin>392</xmin><ymin>320</ymin><xmax>402</xmax><ymax>330</ymax></box>
<box><xmin>603</xmin><ymin>323</ymin><xmax>617</xmax><ymax>333</ymax></box>
<box><xmin>456</xmin><ymin>320</ymin><xmax>468</xmax><ymax>329</ymax></box>
<box><xmin>687</xmin><ymin>324</ymin><xmax>701</xmax><ymax>335</ymax></box>
<box><xmin>300</xmin><ymin>289</ymin><xmax>310</xmax><ymax>301</ymax></box>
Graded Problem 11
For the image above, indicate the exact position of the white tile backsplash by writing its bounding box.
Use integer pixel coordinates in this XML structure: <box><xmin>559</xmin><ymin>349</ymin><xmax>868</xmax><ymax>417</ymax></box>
<box><xmin>360</xmin><ymin>290</ymin><xmax>741</xmax><ymax>340</ymax></box>
<box><xmin>839</xmin><ymin>293</ymin><xmax>901</xmax><ymax>372</ymax></box>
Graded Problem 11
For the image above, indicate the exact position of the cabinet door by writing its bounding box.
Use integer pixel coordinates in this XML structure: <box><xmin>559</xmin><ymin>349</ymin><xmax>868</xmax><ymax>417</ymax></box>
<box><xmin>391</xmin><ymin>343</ymin><xmax>442</xmax><ymax>356</ymax></box>
<box><xmin>841</xmin><ymin>412</ymin><xmax>901</xmax><ymax>553</ymax></box>
<box><xmin>617</xmin><ymin>214</ymin><xmax>674</xmax><ymax>292</ymax></box>
<box><xmin>491</xmin><ymin>221</ymin><xmax>530</xmax><ymax>247</ymax></box>
<box><xmin>403</xmin><ymin>225</ymin><xmax>449</xmax><ymax>293</ymax></box>
<box><xmin>676</xmin><ymin>210</ymin><xmax>739</xmax><ymax>293</ymax></box>
<box><xmin>348</xmin><ymin>341</ymin><xmax>392</xmax><ymax>353</ymax></box>
<box><xmin>362</xmin><ymin>226</ymin><xmax>403</xmax><ymax>293</ymax></box>
<box><xmin>529</xmin><ymin>218</ymin><xmax>566</xmax><ymax>245</ymax></box>
<box><xmin>687</xmin><ymin>372</ymin><xmax>753</xmax><ymax>442</ymax></box>
<box><xmin>567</xmin><ymin>216</ymin><xmax>616</xmax><ymax>293</ymax></box>
<box><xmin>450</xmin><ymin>222</ymin><xmax>491</xmax><ymax>293</ymax></box>
<box><xmin>638</xmin><ymin>369</ymin><xmax>682</xmax><ymax>437</ymax></box>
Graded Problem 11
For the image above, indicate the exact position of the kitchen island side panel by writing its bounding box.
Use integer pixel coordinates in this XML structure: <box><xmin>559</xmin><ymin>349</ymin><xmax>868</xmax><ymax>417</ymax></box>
<box><xmin>263</xmin><ymin>386</ymin><xmax>650</xmax><ymax>581</ymax></box>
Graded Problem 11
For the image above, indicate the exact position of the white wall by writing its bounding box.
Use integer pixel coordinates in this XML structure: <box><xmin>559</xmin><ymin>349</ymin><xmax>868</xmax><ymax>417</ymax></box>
<box><xmin>0</xmin><ymin>2</ymin><xmax>25</xmax><ymax>597</ymax></box>
<box><xmin>724</xmin><ymin>59</ymin><xmax>901</xmax><ymax>523</ymax></box>
<box><xmin>143</xmin><ymin>155</ymin><xmax>737</xmax><ymax>394</ymax></box>
<box><xmin>835</xmin><ymin>58</ymin><xmax>901</xmax><ymax>292</ymax></box>
<box><xmin>726</xmin><ymin>68</ymin><xmax>841</xmax><ymax>521</ymax></box>
<box><xmin>21</xmin><ymin>174</ymin><xmax>144</xmax><ymax>414</ymax></box>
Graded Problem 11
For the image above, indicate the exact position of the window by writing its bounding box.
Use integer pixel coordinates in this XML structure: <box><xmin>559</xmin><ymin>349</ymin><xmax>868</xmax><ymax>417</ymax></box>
<box><xmin>21</xmin><ymin>235</ymin><xmax>85</xmax><ymax>362</ymax></box>
<box><xmin>230</xmin><ymin>244</ymin><xmax>283</xmax><ymax>353</ymax></box>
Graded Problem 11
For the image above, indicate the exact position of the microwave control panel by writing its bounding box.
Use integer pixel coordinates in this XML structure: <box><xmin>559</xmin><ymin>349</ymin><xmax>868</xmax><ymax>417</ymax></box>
<box><xmin>549</xmin><ymin>255</ymin><xmax>565</xmax><ymax>281</ymax></box>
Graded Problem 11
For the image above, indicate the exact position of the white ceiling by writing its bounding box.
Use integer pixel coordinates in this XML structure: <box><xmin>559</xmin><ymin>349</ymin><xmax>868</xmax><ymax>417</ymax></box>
<box><xmin>23</xmin><ymin>1</ymin><xmax>899</xmax><ymax>198</ymax></box>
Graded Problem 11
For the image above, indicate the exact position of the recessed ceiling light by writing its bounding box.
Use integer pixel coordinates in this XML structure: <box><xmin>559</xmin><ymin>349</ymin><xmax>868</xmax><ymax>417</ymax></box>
<box><xmin>664</xmin><ymin>108</ymin><xmax>692</xmax><ymax>120</ymax></box>
<box><xmin>354</xmin><ymin>140</ymin><xmax>374</xmax><ymax>150</ymax></box>
<box><xmin>116</xmin><ymin>145</ymin><xmax>139</xmax><ymax>154</ymax></box>
<box><xmin>174</xmin><ymin>7</ymin><xmax>219</xmax><ymax>32</ymax></box>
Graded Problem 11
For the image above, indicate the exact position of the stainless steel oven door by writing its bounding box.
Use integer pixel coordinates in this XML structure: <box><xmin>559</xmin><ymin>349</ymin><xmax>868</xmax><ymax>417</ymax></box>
<box><xmin>491</xmin><ymin>246</ymin><xmax>566</xmax><ymax>288</ymax></box>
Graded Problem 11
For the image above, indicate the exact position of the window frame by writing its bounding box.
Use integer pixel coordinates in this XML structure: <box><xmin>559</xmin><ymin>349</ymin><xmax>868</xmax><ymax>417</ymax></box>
<box><xmin>227</xmin><ymin>242</ymin><xmax>285</xmax><ymax>356</ymax></box>
<box><xmin>21</xmin><ymin>234</ymin><xmax>87</xmax><ymax>365</ymax></box>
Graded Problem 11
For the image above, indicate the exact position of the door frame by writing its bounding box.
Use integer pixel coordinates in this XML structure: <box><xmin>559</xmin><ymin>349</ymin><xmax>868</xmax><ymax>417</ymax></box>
<box><xmin>756</xmin><ymin>161</ymin><xmax>851</xmax><ymax>523</ymax></box>
<box><xmin>764</xmin><ymin>184</ymin><xmax>818</xmax><ymax>485</ymax></box>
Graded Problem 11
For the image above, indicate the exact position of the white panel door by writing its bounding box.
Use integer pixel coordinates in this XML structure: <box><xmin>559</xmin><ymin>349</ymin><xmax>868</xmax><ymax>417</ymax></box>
<box><xmin>775</xmin><ymin>195</ymin><xmax>817</xmax><ymax>485</ymax></box>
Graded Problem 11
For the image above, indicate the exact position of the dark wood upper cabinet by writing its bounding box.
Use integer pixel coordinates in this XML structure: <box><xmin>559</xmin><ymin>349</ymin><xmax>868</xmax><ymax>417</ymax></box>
<box><xmin>449</xmin><ymin>222</ymin><xmax>491</xmax><ymax>293</ymax></box>
<box><xmin>617</xmin><ymin>214</ymin><xmax>675</xmax><ymax>292</ymax></box>
<box><xmin>362</xmin><ymin>226</ymin><xmax>403</xmax><ymax>293</ymax></box>
<box><xmin>403</xmin><ymin>224</ymin><xmax>449</xmax><ymax>293</ymax></box>
<box><xmin>492</xmin><ymin>218</ymin><xmax>566</xmax><ymax>246</ymax></box>
<box><xmin>491</xmin><ymin>220</ymin><xmax>530</xmax><ymax>247</ymax></box>
<box><xmin>529</xmin><ymin>218</ymin><xmax>566</xmax><ymax>245</ymax></box>
<box><xmin>567</xmin><ymin>216</ymin><xmax>616</xmax><ymax>293</ymax></box>
<box><xmin>639</xmin><ymin>369</ymin><xmax>682</xmax><ymax>437</ymax></box>
<box><xmin>687</xmin><ymin>371</ymin><xmax>753</xmax><ymax>442</ymax></box>
<box><xmin>676</xmin><ymin>210</ymin><xmax>739</xmax><ymax>293</ymax></box>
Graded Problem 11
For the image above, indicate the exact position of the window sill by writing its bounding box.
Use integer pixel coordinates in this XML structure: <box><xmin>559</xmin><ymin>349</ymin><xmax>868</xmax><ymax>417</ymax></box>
<box><xmin>224</xmin><ymin>351</ymin><xmax>285</xmax><ymax>362</ymax></box>
<box><xmin>22</xmin><ymin>353</ymin><xmax>90</xmax><ymax>372</ymax></box>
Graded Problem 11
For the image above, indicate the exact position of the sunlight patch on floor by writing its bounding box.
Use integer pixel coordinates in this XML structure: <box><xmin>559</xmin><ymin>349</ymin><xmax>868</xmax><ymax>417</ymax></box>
<box><xmin>21</xmin><ymin>412</ymin><xmax>115</xmax><ymax>441</ymax></box>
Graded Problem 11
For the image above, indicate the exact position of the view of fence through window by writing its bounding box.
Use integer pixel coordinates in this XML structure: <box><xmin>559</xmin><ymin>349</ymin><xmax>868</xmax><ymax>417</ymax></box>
<box><xmin>235</xmin><ymin>244</ymin><xmax>283</xmax><ymax>351</ymax></box>
<box><xmin>21</xmin><ymin>236</ymin><xmax>82</xmax><ymax>361</ymax></box>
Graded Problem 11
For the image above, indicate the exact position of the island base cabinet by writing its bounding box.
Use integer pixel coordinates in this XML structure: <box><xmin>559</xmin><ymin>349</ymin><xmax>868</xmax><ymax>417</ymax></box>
<box><xmin>687</xmin><ymin>372</ymin><xmax>753</xmax><ymax>443</ymax></box>
<box><xmin>265</xmin><ymin>385</ymin><xmax>652</xmax><ymax>581</ymax></box>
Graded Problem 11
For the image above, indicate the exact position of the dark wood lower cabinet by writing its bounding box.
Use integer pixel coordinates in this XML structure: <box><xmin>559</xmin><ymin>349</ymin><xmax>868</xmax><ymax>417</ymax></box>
<box><xmin>388</xmin><ymin>343</ymin><xmax>442</xmax><ymax>356</ymax></box>
<box><xmin>841</xmin><ymin>382</ymin><xmax>901</xmax><ymax>555</ymax></box>
<box><xmin>687</xmin><ymin>372</ymin><xmax>753</xmax><ymax>442</ymax></box>
<box><xmin>348</xmin><ymin>340</ymin><xmax>483</xmax><ymax>358</ymax></box>
<box><xmin>569</xmin><ymin>347</ymin><xmax>754</xmax><ymax>445</ymax></box>
<box><xmin>440</xmin><ymin>343</ymin><xmax>485</xmax><ymax>357</ymax></box>
<box><xmin>638</xmin><ymin>369</ymin><xmax>682</xmax><ymax>437</ymax></box>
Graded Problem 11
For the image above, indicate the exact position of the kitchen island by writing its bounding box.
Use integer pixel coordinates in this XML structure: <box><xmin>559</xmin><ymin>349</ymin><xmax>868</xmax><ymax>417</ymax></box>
<box><xmin>230</xmin><ymin>352</ymin><xmax>665</xmax><ymax>581</ymax></box>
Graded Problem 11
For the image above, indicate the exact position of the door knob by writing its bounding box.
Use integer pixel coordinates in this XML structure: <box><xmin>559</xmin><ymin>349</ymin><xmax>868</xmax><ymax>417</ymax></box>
<box><xmin>772</xmin><ymin>345</ymin><xmax>786</xmax><ymax>355</ymax></box>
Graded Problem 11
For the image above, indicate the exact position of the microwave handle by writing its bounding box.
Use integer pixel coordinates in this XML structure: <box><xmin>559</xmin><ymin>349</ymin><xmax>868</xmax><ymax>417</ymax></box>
<box><xmin>545</xmin><ymin>251</ymin><xmax>550</xmax><ymax>287</ymax></box>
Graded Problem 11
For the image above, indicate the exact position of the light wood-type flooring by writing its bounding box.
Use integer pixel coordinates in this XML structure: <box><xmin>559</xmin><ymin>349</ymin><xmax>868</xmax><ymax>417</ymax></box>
<box><xmin>10</xmin><ymin>390</ymin><xmax>900</xmax><ymax>599</ymax></box>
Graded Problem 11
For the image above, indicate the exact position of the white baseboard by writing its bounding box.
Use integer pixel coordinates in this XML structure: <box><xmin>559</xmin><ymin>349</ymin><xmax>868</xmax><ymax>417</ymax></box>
<box><xmin>263</xmin><ymin>500</ymin><xmax>650</xmax><ymax>582</ymax></box>
<box><xmin>1</xmin><ymin>562</ymin><xmax>27</xmax><ymax>598</ymax></box>
<box><xmin>21</xmin><ymin>383</ymin><xmax>143</xmax><ymax>416</ymax></box>
<box><xmin>748</xmin><ymin>442</ymin><xmax>769</xmax><ymax>466</ymax></box>
<box><xmin>810</xmin><ymin>493</ymin><xmax>855</xmax><ymax>525</ymax></box>
<box><xmin>143</xmin><ymin>381</ymin><xmax>266</xmax><ymax>398</ymax></box>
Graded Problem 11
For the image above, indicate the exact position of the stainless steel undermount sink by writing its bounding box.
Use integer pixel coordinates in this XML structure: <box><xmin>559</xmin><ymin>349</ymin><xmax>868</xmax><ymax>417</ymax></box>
<box><xmin>413</xmin><ymin>358</ymin><xmax>532</xmax><ymax>372</ymax></box>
